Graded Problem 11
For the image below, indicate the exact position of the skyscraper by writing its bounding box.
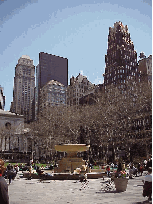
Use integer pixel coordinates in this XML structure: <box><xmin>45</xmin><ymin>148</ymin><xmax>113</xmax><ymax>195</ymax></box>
<box><xmin>36</xmin><ymin>52</ymin><xmax>68</xmax><ymax>117</ymax></box>
<box><xmin>39</xmin><ymin>52</ymin><xmax>68</xmax><ymax>88</ymax></box>
<box><xmin>0</xmin><ymin>86</ymin><xmax>5</xmax><ymax>110</ymax></box>
<box><xmin>11</xmin><ymin>55</ymin><xmax>35</xmax><ymax>122</ymax></box>
<box><xmin>104</xmin><ymin>21</ymin><xmax>138</xmax><ymax>89</ymax></box>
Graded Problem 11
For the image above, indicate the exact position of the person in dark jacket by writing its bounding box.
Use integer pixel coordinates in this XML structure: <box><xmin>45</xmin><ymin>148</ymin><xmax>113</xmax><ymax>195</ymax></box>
<box><xmin>117</xmin><ymin>162</ymin><xmax>122</xmax><ymax>172</ymax></box>
<box><xmin>0</xmin><ymin>159</ymin><xmax>9</xmax><ymax>204</ymax></box>
<box><xmin>7</xmin><ymin>164</ymin><xmax>12</xmax><ymax>185</ymax></box>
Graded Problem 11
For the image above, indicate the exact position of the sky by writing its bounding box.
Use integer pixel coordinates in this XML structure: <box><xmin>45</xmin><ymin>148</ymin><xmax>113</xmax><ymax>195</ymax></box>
<box><xmin>0</xmin><ymin>0</ymin><xmax>152</xmax><ymax>111</ymax></box>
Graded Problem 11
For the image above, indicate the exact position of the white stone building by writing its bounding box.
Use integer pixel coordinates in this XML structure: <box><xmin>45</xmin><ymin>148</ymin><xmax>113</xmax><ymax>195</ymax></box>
<box><xmin>40</xmin><ymin>80</ymin><xmax>66</xmax><ymax>111</ymax></box>
<box><xmin>0</xmin><ymin>110</ymin><xmax>26</xmax><ymax>158</ymax></box>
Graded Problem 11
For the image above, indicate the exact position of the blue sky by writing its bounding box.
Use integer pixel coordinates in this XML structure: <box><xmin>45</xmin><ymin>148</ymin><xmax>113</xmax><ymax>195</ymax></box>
<box><xmin>0</xmin><ymin>0</ymin><xmax>152</xmax><ymax>111</ymax></box>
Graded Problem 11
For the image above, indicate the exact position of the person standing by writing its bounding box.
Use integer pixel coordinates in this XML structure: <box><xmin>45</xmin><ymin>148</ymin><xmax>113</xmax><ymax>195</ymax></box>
<box><xmin>0</xmin><ymin>159</ymin><xmax>9</xmax><ymax>204</ymax></box>
<box><xmin>7</xmin><ymin>164</ymin><xmax>12</xmax><ymax>185</ymax></box>
<box><xmin>143</xmin><ymin>167</ymin><xmax>152</xmax><ymax>201</ymax></box>
<box><xmin>117</xmin><ymin>162</ymin><xmax>122</xmax><ymax>172</ymax></box>
<box><xmin>106</xmin><ymin>165</ymin><xmax>110</xmax><ymax>177</ymax></box>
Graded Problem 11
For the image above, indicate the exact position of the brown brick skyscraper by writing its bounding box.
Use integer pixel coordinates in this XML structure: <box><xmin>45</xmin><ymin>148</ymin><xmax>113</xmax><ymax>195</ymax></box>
<box><xmin>104</xmin><ymin>21</ymin><xmax>138</xmax><ymax>89</ymax></box>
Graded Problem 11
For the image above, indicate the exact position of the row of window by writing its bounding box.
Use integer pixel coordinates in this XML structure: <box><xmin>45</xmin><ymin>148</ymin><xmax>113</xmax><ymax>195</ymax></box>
<box><xmin>106</xmin><ymin>74</ymin><xmax>135</xmax><ymax>84</ymax></box>
<box><xmin>21</xmin><ymin>59</ymin><xmax>33</xmax><ymax>65</ymax></box>
<box><xmin>106</xmin><ymin>67</ymin><xmax>137</xmax><ymax>77</ymax></box>
<box><xmin>47</xmin><ymin>96</ymin><xmax>65</xmax><ymax>102</ymax></box>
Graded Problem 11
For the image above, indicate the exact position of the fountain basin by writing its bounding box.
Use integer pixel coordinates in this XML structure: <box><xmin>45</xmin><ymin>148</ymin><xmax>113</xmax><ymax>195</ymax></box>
<box><xmin>54</xmin><ymin>144</ymin><xmax>90</xmax><ymax>173</ymax></box>
<box><xmin>55</xmin><ymin>144</ymin><xmax>90</xmax><ymax>152</ymax></box>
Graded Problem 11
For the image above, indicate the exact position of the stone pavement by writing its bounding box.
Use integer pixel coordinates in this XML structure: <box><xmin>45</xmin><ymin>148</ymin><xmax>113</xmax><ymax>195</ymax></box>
<box><xmin>8</xmin><ymin>172</ymin><xmax>151</xmax><ymax>204</ymax></box>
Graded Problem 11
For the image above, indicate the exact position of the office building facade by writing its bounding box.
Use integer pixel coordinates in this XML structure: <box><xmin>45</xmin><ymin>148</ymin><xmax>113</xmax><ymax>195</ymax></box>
<box><xmin>11</xmin><ymin>55</ymin><xmax>35</xmax><ymax>122</ymax></box>
<box><xmin>39</xmin><ymin>80</ymin><xmax>66</xmax><ymax>112</ymax></box>
<box><xmin>0</xmin><ymin>86</ymin><xmax>5</xmax><ymax>110</ymax></box>
<box><xmin>138</xmin><ymin>54</ymin><xmax>152</xmax><ymax>83</ymax></box>
<box><xmin>36</xmin><ymin>52</ymin><xmax>68</xmax><ymax>117</ymax></box>
<box><xmin>39</xmin><ymin>52</ymin><xmax>68</xmax><ymax>88</ymax></box>
<box><xmin>103</xmin><ymin>21</ymin><xmax>138</xmax><ymax>89</ymax></box>
<box><xmin>67</xmin><ymin>73</ymin><xmax>94</xmax><ymax>106</ymax></box>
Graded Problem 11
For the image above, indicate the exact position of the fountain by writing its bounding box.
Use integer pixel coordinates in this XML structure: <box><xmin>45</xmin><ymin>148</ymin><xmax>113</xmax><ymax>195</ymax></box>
<box><xmin>23</xmin><ymin>144</ymin><xmax>105</xmax><ymax>180</ymax></box>
<box><xmin>54</xmin><ymin>144</ymin><xmax>90</xmax><ymax>173</ymax></box>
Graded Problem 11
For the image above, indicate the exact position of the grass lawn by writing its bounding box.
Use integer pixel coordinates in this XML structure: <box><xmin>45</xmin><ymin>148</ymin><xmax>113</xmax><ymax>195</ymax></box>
<box><xmin>93</xmin><ymin>166</ymin><xmax>100</xmax><ymax>169</ymax></box>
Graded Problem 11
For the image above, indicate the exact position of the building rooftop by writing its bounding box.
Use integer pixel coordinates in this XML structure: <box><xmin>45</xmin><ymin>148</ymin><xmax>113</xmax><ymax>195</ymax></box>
<box><xmin>21</xmin><ymin>55</ymin><xmax>31</xmax><ymax>60</ymax></box>
<box><xmin>46</xmin><ymin>80</ymin><xmax>65</xmax><ymax>87</ymax></box>
<box><xmin>0</xmin><ymin>109</ymin><xmax>24</xmax><ymax>117</ymax></box>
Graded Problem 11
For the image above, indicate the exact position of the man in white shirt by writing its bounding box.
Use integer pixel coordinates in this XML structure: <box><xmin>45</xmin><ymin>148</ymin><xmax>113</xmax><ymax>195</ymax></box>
<box><xmin>143</xmin><ymin>167</ymin><xmax>152</xmax><ymax>201</ymax></box>
<box><xmin>144</xmin><ymin>172</ymin><xmax>152</xmax><ymax>182</ymax></box>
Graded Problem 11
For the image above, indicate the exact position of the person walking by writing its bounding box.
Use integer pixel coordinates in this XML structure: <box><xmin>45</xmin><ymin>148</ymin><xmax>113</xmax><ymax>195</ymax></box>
<box><xmin>143</xmin><ymin>167</ymin><xmax>152</xmax><ymax>201</ymax></box>
<box><xmin>0</xmin><ymin>159</ymin><xmax>9</xmax><ymax>204</ymax></box>
<box><xmin>7</xmin><ymin>169</ymin><xmax>12</xmax><ymax>185</ymax></box>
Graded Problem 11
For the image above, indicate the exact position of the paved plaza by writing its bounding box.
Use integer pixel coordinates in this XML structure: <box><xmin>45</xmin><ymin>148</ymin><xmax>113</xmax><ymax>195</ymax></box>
<box><xmin>8</xmin><ymin>172</ymin><xmax>151</xmax><ymax>204</ymax></box>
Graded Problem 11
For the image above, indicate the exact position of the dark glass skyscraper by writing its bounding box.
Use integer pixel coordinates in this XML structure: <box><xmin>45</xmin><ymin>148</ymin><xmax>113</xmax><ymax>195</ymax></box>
<box><xmin>39</xmin><ymin>52</ymin><xmax>68</xmax><ymax>88</ymax></box>
<box><xmin>36</xmin><ymin>52</ymin><xmax>68</xmax><ymax>117</ymax></box>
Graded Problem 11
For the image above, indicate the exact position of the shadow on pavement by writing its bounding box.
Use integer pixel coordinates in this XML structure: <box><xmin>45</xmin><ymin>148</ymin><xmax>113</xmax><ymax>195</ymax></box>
<box><xmin>133</xmin><ymin>200</ymin><xmax>152</xmax><ymax>204</ymax></box>
<box><xmin>96</xmin><ymin>190</ymin><xmax>118</xmax><ymax>194</ymax></box>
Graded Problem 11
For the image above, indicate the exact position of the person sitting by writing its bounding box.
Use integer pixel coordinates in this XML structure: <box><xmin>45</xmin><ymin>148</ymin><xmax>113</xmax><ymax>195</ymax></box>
<box><xmin>41</xmin><ymin>165</ymin><xmax>44</xmax><ymax>170</ymax></box>
<box><xmin>143</xmin><ymin>167</ymin><xmax>152</xmax><ymax>201</ymax></box>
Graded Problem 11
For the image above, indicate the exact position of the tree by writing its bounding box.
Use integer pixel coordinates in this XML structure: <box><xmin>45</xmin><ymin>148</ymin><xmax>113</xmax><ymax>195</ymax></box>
<box><xmin>28</xmin><ymin>79</ymin><xmax>151</xmax><ymax>162</ymax></box>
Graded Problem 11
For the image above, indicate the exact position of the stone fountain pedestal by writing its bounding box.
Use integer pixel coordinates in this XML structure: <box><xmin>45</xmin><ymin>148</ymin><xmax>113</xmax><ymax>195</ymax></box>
<box><xmin>54</xmin><ymin>144</ymin><xmax>90</xmax><ymax>173</ymax></box>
